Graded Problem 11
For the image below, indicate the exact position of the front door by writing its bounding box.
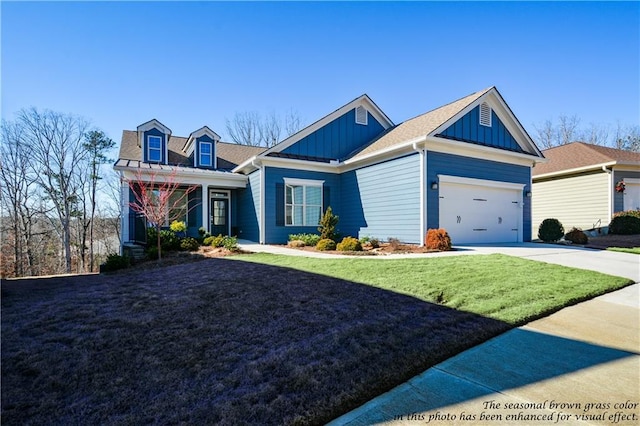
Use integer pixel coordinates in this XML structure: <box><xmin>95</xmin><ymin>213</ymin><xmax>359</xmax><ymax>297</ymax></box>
<box><xmin>210</xmin><ymin>196</ymin><xmax>229</xmax><ymax>236</ymax></box>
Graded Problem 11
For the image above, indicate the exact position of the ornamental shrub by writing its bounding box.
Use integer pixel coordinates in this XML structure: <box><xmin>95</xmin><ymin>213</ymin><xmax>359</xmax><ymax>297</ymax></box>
<box><xmin>564</xmin><ymin>227</ymin><xmax>588</xmax><ymax>244</ymax></box>
<box><xmin>287</xmin><ymin>240</ymin><xmax>306</xmax><ymax>248</ymax></box>
<box><xmin>538</xmin><ymin>218</ymin><xmax>564</xmax><ymax>242</ymax></box>
<box><xmin>160</xmin><ymin>230</ymin><xmax>181</xmax><ymax>251</ymax></box>
<box><xmin>316</xmin><ymin>238</ymin><xmax>336</xmax><ymax>251</ymax></box>
<box><xmin>318</xmin><ymin>207</ymin><xmax>339</xmax><ymax>241</ymax></box>
<box><xmin>609</xmin><ymin>210</ymin><xmax>640</xmax><ymax>235</ymax></box>
<box><xmin>205</xmin><ymin>234</ymin><xmax>226</xmax><ymax>248</ymax></box>
<box><xmin>180</xmin><ymin>237</ymin><xmax>200</xmax><ymax>251</ymax></box>
<box><xmin>169</xmin><ymin>220</ymin><xmax>187</xmax><ymax>234</ymax></box>
<box><xmin>101</xmin><ymin>253</ymin><xmax>131</xmax><ymax>272</ymax></box>
<box><xmin>223</xmin><ymin>236</ymin><xmax>238</xmax><ymax>251</ymax></box>
<box><xmin>288</xmin><ymin>233</ymin><xmax>321</xmax><ymax>246</ymax></box>
<box><xmin>425</xmin><ymin>228</ymin><xmax>452</xmax><ymax>251</ymax></box>
<box><xmin>337</xmin><ymin>236</ymin><xmax>362</xmax><ymax>251</ymax></box>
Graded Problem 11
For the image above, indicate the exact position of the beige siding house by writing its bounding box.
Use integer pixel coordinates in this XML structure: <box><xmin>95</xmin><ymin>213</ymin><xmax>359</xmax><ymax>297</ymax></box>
<box><xmin>532</xmin><ymin>142</ymin><xmax>640</xmax><ymax>237</ymax></box>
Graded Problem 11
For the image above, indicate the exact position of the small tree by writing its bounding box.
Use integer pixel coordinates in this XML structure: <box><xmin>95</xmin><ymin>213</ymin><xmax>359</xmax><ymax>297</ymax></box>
<box><xmin>318</xmin><ymin>206</ymin><xmax>339</xmax><ymax>241</ymax></box>
<box><xmin>126</xmin><ymin>169</ymin><xmax>198</xmax><ymax>263</ymax></box>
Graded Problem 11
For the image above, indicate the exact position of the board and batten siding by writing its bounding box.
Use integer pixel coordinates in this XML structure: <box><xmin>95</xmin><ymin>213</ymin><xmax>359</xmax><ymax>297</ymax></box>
<box><xmin>264</xmin><ymin>167</ymin><xmax>341</xmax><ymax>244</ymax></box>
<box><xmin>340</xmin><ymin>154</ymin><xmax>421</xmax><ymax>243</ymax></box>
<box><xmin>532</xmin><ymin>171</ymin><xmax>610</xmax><ymax>235</ymax></box>
<box><xmin>427</xmin><ymin>152</ymin><xmax>532</xmax><ymax>241</ymax></box>
<box><xmin>236</xmin><ymin>171</ymin><xmax>261</xmax><ymax>242</ymax></box>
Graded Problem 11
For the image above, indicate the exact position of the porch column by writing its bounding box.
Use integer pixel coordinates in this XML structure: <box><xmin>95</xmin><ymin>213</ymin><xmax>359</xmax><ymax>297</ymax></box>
<box><xmin>201</xmin><ymin>185</ymin><xmax>209</xmax><ymax>234</ymax></box>
<box><xmin>121</xmin><ymin>175</ymin><xmax>130</xmax><ymax>251</ymax></box>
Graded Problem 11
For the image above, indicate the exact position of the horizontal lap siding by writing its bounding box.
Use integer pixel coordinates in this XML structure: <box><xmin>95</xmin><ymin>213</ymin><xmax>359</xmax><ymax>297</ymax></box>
<box><xmin>264</xmin><ymin>167</ymin><xmax>341</xmax><ymax>244</ymax></box>
<box><xmin>341</xmin><ymin>154</ymin><xmax>421</xmax><ymax>243</ymax></box>
<box><xmin>237</xmin><ymin>171</ymin><xmax>261</xmax><ymax>242</ymax></box>
<box><xmin>613</xmin><ymin>170</ymin><xmax>640</xmax><ymax>212</ymax></box>
<box><xmin>532</xmin><ymin>171</ymin><xmax>609</xmax><ymax>234</ymax></box>
<box><xmin>427</xmin><ymin>152</ymin><xmax>532</xmax><ymax>241</ymax></box>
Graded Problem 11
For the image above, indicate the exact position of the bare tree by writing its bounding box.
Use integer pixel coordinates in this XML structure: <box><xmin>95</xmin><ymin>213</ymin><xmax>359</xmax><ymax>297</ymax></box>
<box><xmin>225</xmin><ymin>109</ymin><xmax>303</xmax><ymax>147</ymax></box>
<box><xmin>126</xmin><ymin>169</ymin><xmax>197</xmax><ymax>262</ymax></box>
<box><xmin>17</xmin><ymin>108</ymin><xmax>91</xmax><ymax>273</ymax></box>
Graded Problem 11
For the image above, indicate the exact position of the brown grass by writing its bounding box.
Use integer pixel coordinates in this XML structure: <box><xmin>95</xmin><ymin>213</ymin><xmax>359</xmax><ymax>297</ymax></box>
<box><xmin>2</xmin><ymin>257</ymin><xmax>509</xmax><ymax>425</ymax></box>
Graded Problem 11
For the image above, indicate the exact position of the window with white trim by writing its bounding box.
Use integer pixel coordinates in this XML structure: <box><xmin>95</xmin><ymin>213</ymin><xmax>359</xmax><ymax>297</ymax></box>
<box><xmin>355</xmin><ymin>106</ymin><xmax>368</xmax><ymax>125</ymax></box>
<box><xmin>285</xmin><ymin>179</ymin><xmax>323</xmax><ymax>226</ymax></box>
<box><xmin>199</xmin><ymin>141</ymin><xmax>212</xmax><ymax>167</ymax></box>
<box><xmin>147</xmin><ymin>135</ymin><xmax>162</xmax><ymax>162</ymax></box>
<box><xmin>147</xmin><ymin>188</ymin><xmax>188</xmax><ymax>226</ymax></box>
<box><xmin>479</xmin><ymin>102</ymin><xmax>492</xmax><ymax>127</ymax></box>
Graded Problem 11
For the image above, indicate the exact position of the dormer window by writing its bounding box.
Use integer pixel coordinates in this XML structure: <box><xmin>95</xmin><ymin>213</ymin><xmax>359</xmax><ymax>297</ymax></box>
<box><xmin>199</xmin><ymin>141</ymin><xmax>213</xmax><ymax>167</ymax></box>
<box><xmin>147</xmin><ymin>135</ymin><xmax>162</xmax><ymax>162</ymax></box>
<box><xmin>479</xmin><ymin>102</ymin><xmax>492</xmax><ymax>127</ymax></box>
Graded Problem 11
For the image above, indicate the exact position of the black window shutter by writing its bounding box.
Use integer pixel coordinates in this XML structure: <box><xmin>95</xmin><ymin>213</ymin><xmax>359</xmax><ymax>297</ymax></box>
<box><xmin>275</xmin><ymin>183</ymin><xmax>284</xmax><ymax>226</ymax></box>
<box><xmin>323</xmin><ymin>186</ymin><xmax>330</xmax><ymax>212</ymax></box>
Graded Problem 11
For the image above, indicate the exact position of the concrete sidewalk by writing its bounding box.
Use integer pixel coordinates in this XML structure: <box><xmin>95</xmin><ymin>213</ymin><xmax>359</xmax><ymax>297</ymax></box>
<box><xmin>328</xmin><ymin>283</ymin><xmax>640</xmax><ymax>425</ymax></box>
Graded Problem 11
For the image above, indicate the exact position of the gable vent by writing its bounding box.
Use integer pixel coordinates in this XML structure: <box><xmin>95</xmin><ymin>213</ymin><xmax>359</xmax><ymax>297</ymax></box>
<box><xmin>355</xmin><ymin>106</ymin><xmax>368</xmax><ymax>125</ymax></box>
<box><xmin>479</xmin><ymin>102</ymin><xmax>492</xmax><ymax>127</ymax></box>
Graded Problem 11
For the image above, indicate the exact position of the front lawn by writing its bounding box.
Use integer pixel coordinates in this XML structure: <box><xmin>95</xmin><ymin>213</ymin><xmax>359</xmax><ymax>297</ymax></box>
<box><xmin>1</xmin><ymin>255</ymin><xmax>631</xmax><ymax>425</ymax></box>
<box><xmin>232</xmin><ymin>253</ymin><xmax>632</xmax><ymax>324</ymax></box>
<box><xmin>607</xmin><ymin>247</ymin><xmax>640</xmax><ymax>254</ymax></box>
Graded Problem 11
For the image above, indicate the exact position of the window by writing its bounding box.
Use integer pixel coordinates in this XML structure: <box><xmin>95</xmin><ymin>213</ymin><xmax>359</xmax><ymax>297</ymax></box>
<box><xmin>284</xmin><ymin>179</ymin><xmax>323</xmax><ymax>226</ymax></box>
<box><xmin>199</xmin><ymin>141</ymin><xmax>213</xmax><ymax>167</ymax></box>
<box><xmin>355</xmin><ymin>106</ymin><xmax>368</xmax><ymax>125</ymax></box>
<box><xmin>479</xmin><ymin>102</ymin><xmax>492</xmax><ymax>127</ymax></box>
<box><xmin>147</xmin><ymin>135</ymin><xmax>162</xmax><ymax>162</ymax></box>
<box><xmin>147</xmin><ymin>188</ymin><xmax>188</xmax><ymax>226</ymax></box>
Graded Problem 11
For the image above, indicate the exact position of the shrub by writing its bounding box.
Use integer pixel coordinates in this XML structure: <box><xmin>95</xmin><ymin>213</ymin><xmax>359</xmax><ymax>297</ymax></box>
<box><xmin>288</xmin><ymin>240</ymin><xmax>306</xmax><ymax>248</ymax></box>
<box><xmin>198</xmin><ymin>227</ymin><xmax>207</xmax><ymax>236</ymax></box>
<box><xmin>388</xmin><ymin>237</ymin><xmax>401</xmax><ymax>251</ymax></box>
<box><xmin>538</xmin><ymin>218</ymin><xmax>564</xmax><ymax>242</ymax></box>
<box><xmin>337</xmin><ymin>236</ymin><xmax>362</xmax><ymax>251</ymax></box>
<box><xmin>316</xmin><ymin>238</ymin><xmax>336</xmax><ymax>251</ymax></box>
<box><xmin>288</xmin><ymin>233</ymin><xmax>321</xmax><ymax>246</ymax></box>
<box><xmin>609</xmin><ymin>210</ymin><xmax>640</xmax><ymax>235</ymax></box>
<box><xmin>145</xmin><ymin>246</ymin><xmax>159</xmax><ymax>260</ymax></box>
<box><xmin>369</xmin><ymin>238</ymin><xmax>380</xmax><ymax>249</ymax></box>
<box><xmin>425</xmin><ymin>228</ymin><xmax>452</xmax><ymax>251</ymax></box>
<box><xmin>180</xmin><ymin>237</ymin><xmax>200</xmax><ymax>251</ymax></box>
<box><xmin>146</xmin><ymin>227</ymin><xmax>181</xmax><ymax>251</ymax></box>
<box><xmin>564</xmin><ymin>227</ymin><xmax>588</xmax><ymax>244</ymax></box>
<box><xmin>101</xmin><ymin>253</ymin><xmax>131</xmax><ymax>272</ymax></box>
<box><xmin>169</xmin><ymin>220</ymin><xmax>187</xmax><ymax>234</ymax></box>
<box><xmin>318</xmin><ymin>206</ymin><xmax>339</xmax><ymax>241</ymax></box>
<box><xmin>205</xmin><ymin>234</ymin><xmax>226</xmax><ymax>248</ymax></box>
<box><xmin>223</xmin><ymin>236</ymin><xmax>238</xmax><ymax>251</ymax></box>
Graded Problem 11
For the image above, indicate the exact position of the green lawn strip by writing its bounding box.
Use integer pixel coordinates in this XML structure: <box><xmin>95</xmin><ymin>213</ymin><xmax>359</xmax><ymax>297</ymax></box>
<box><xmin>232</xmin><ymin>253</ymin><xmax>632</xmax><ymax>325</ymax></box>
<box><xmin>607</xmin><ymin>247</ymin><xmax>640</xmax><ymax>255</ymax></box>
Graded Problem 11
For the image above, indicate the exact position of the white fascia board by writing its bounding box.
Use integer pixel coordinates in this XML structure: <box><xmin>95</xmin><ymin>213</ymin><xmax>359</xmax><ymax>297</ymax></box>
<box><xmin>137</xmin><ymin>119</ymin><xmax>172</xmax><ymax>135</ymax></box>
<box><xmin>259</xmin><ymin>156</ymin><xmax>341</xmax><ymax>174</ymax></box>
<box><xmin>430</xmin><ymin>89</ymin><xmax>543</xmax><ymax>158</ymax></box>
<box><xmin>343</xmin><ymin>135</ymin><xmax>428</xmax><ymax>167</ymax></box>
<box><xmin>423</xmin><ymin>136</ymin><xmax>544</xmax><ymax>168</ymax></box>
<box><xmin>262</xmin><ymin>95</ymin><xmax>394</xmax><ymax>157</ymax></box>
<box><xmin>115</xmin><ymin>164</ymin><xmax>248</xmax><ymax>188</ymax></box>
<box><xmin>283</xmin><ymin>177</ymin><xmax>325</xmax><ymax>186</ymax></box>
<box><xmin>532</xmin><ymin>161</ymin><xmax>617</xmax><ymax>180</ymax></box>
<box><xmin>438</xmin><ymin>174</ymin><xmax>525</xmax><ymax>190</ymax></box>
<box><xmin>184</xmin><ymin>126</ymin><xmax>222</xmax><ymax>153</ymax></box>
<box><xmin>232</xmin><ymin>156</ymin><xmax>260</xmax><ymax>174</ymax></box>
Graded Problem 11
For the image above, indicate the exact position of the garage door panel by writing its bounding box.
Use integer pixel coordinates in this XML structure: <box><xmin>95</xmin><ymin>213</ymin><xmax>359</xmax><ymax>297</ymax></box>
<box><xmin>439</xmin><ymin>181</ymin><xmax>521</xmax><ymax>244</ymax></box>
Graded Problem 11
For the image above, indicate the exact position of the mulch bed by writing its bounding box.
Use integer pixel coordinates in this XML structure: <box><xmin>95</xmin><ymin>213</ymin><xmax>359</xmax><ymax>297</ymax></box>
<box><xmin>584</xmin><ymin>234</ymin><xmax>640</xmax><ymax>249</ymax></box>
<box><xmin>1</xmin><ymin>258</ymin><xmax>508</xmax><ymax>425</ymax></box>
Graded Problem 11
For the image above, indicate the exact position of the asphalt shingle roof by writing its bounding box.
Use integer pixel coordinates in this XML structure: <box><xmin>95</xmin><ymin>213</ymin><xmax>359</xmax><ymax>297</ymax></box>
<box><xmin>117</xmin><ymin>130</ymin><xmax>265</xmax><ymax>171</ymax></box>
<box><xmin>533</xmin><ymin>142</ymin><xmax>640</xmax><ymax>176</ymax></box>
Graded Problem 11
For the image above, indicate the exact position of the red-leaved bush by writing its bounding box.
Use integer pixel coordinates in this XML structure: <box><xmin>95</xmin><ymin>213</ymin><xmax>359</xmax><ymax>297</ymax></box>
<box><xmin>425</xmin><ymin>228</ymin><xmax>452</xmax><ymax>251</ymax></box>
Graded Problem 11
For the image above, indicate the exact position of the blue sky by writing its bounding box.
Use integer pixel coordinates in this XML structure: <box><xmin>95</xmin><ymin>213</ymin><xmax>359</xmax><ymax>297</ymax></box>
<box><xmin>2</xmin><ymin>1</ymin><xmax>639</xmax><ymax>152</ymax></box>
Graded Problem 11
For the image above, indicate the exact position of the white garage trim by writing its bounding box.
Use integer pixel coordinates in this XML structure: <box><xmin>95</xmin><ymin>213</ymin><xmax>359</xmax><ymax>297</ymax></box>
<box><xmin>438</xmin><ymin>175</ymin><xmax>525</xmax><ymax>244</ymax></box>
<box><xmin>438</xmin><ymin>174</ymin><xmax>525</xmax><ymax>191</ymax></box>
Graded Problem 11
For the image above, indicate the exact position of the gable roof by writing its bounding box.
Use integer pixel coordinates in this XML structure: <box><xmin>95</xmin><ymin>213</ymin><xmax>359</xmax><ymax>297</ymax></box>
<box><xmin>262</xmin><ymin>94</ymin><xmax>394</xmax><ymax>157</ymax></box>
<box><xmin>116</xmin><ymin>130</ymin><xmax>265</xmax><ymax>171</ymax></box>
<box><xmin>348</xmin><ymin>86</ymin><xmax>543</xmax><ymax>162</ymax></box>
<box><xmin>533</xmin><ymin>142</ymin><xmax>640</xmax><ymax>177</ymax></box>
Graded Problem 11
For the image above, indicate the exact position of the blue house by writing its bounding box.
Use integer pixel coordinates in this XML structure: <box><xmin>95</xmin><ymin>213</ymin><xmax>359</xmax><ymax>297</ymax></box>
<box><xmin>114</xmin><ymin>87</ymin><xmax>545</xmax><ymax>247</ymax></box>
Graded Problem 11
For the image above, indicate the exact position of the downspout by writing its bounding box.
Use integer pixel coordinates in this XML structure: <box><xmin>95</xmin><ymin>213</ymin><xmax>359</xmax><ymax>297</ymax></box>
<box><xmin>602</xmin><ymin>165</ymin><xmax>612</xmax><ymax>226</ymax></box>
<box><xmin>253</xmin><ymin>159</ymin><xmax>266</xmax><ymax>244</ymax></box>
<box><xmin>413</xmin><ymin>142</ymin><xmax>426</xmax><ymax>246</ymax></box>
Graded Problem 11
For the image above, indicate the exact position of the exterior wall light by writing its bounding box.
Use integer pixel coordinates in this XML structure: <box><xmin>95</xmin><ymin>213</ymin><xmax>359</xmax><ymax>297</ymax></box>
<box><xmin>525</xmin><ymin>191</ymin><xmax>532</xmax><ymax>198</ymax></box>
<box><xmin>431</xmin><ymin>182</ymin><xmax>438</xmax><ymax>190</ymax></box>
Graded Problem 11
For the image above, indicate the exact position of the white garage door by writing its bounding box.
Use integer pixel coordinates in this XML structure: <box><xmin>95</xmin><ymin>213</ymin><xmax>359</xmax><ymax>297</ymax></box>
<box><xmin>439</xmin><ymin>175</ymin><xmax>524</xmax><ymax>244</ymax></box>
<box><xmin>623</xmin><ymin>178</ymin><xmax>640</xmax><ymax>211</ymax></box>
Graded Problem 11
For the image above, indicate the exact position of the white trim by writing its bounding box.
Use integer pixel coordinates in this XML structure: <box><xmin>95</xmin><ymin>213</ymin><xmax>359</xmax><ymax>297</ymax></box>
<box><xmin>259</xmin><ymin>165</ymin><xmax>266</xmax><ymax>243</ymax></box>
<box><xmin>261</xmin><ymin>94</ymin><xmax>394</xmax><ymax>157</ymax></box>
<box><xmin>533</xmin><ymin>161</ymin><xmax>617</xmax><ymax>180</ymax></box>
<box><xmin>418</xmin><ymin>147</ymin><xmax>426</xmax><ymax>246</ymax></box>
<box><xmin>437</xmin><ymin>174</ymin><xmax>526</xmax><ymax>191</ymax></box>
<box><xmin>623</xmin><ymin>178</ymin><xmax>640</xmax><ymax>184</ymax></box>
<box><xmin>355</xmin><ymin>106</ymin><xmax>368</xmax><ymax>125</ymax></box>
<box><xmin>199</xmin><ymin>141</ymin><xmax>214</xmax><ymax>167</ymax></box>
<box><xmin>137</xmin><ymin>119</ymin><xmax>172</xmax><ymax>135</ymax></box>
<box><xmin>209</xmin><ymin>189</ymin><xmax>231</xmax><ymax>236</ymax></box>
<box><xmin>147</xmin><ymin>135</ymin><xmax>163</xmax><ymax>163</ymax></box>
<box><xmin>283</xmin><ymin>177</ymin><xmax>325</xmax><ymax>186</ymax></box>
<box><xmin>479</xmin><ymin>102</ymin><xmax>492</xmax><ymax>127</ymax></box>
<box><xmin>260</xmin><ymin>157</ymin><xmax>341</xmax><ymax>173</ymax></box>
<box><xmin>120</xmin><ymin>172</ymin><xmax>129</xmax><ymax>247</ymax></box>
<box><xmin>115</xmin><ymin>166</ymin><xmax>248</xmax><ymax>189</ymax></box>
<box><xmin>184</xmin><ymin>126</ymin><xmax>221</xmax><ymax>154</ymax></box>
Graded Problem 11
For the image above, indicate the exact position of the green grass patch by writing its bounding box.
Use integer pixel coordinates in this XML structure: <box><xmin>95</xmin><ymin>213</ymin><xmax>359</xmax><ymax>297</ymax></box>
<box><xmin>232</xmin><ymin>253</ymin><xmax>632</xmax><ymax>325</ymax></box>
<box><xmin>607</xmin><ymin>247</ymin><xmax>640</xmax><ymax>254</ymax></box>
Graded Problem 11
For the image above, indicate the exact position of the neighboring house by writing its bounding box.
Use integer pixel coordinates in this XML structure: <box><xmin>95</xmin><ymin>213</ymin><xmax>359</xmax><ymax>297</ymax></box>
<box><xmin>531</xmin><ymin>142</ymin><xmax>640</xmax><ymax>235</ymax></box>
<box><xmin>114</xmin><ymin>86</ymin><xmax>545</xmax><ymax>248</ymax></box>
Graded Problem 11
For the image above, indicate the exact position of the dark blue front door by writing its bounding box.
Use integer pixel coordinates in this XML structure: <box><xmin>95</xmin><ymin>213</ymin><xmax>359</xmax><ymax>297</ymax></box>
<box><xmin>210</xmin><ymin>197</ymin><xmax>229</xmax><ymax>236</ymax></box>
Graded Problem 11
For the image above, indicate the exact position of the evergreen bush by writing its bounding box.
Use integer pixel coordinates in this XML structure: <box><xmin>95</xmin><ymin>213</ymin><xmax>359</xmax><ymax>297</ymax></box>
<box><xmin>337</xmin><ymin>236</ymin><xmax>362</xmax><ymax>251</ymax></box>
<box><xmin>564</xmin><ymin>227</ymin><xmax>588</xmax><ymax>244</ymax></box>
<box><xmin>316</xmin><ymin>238</ymin><xmax>336</xmax><ymax>251</ymax></box>
<box><xmin>318</xmin><ymin>207</ymin><xmax>339</xmax><ymax>241</ymax></box>
<box><xmin>609</xmin><ymin>211</ymin><xmax>640</xmax><ymax>235</ymax></box>
<box><xmin>538</xmin><ymin>218</ymin><xmax>565</xmax><ymax>242</ymax></box>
